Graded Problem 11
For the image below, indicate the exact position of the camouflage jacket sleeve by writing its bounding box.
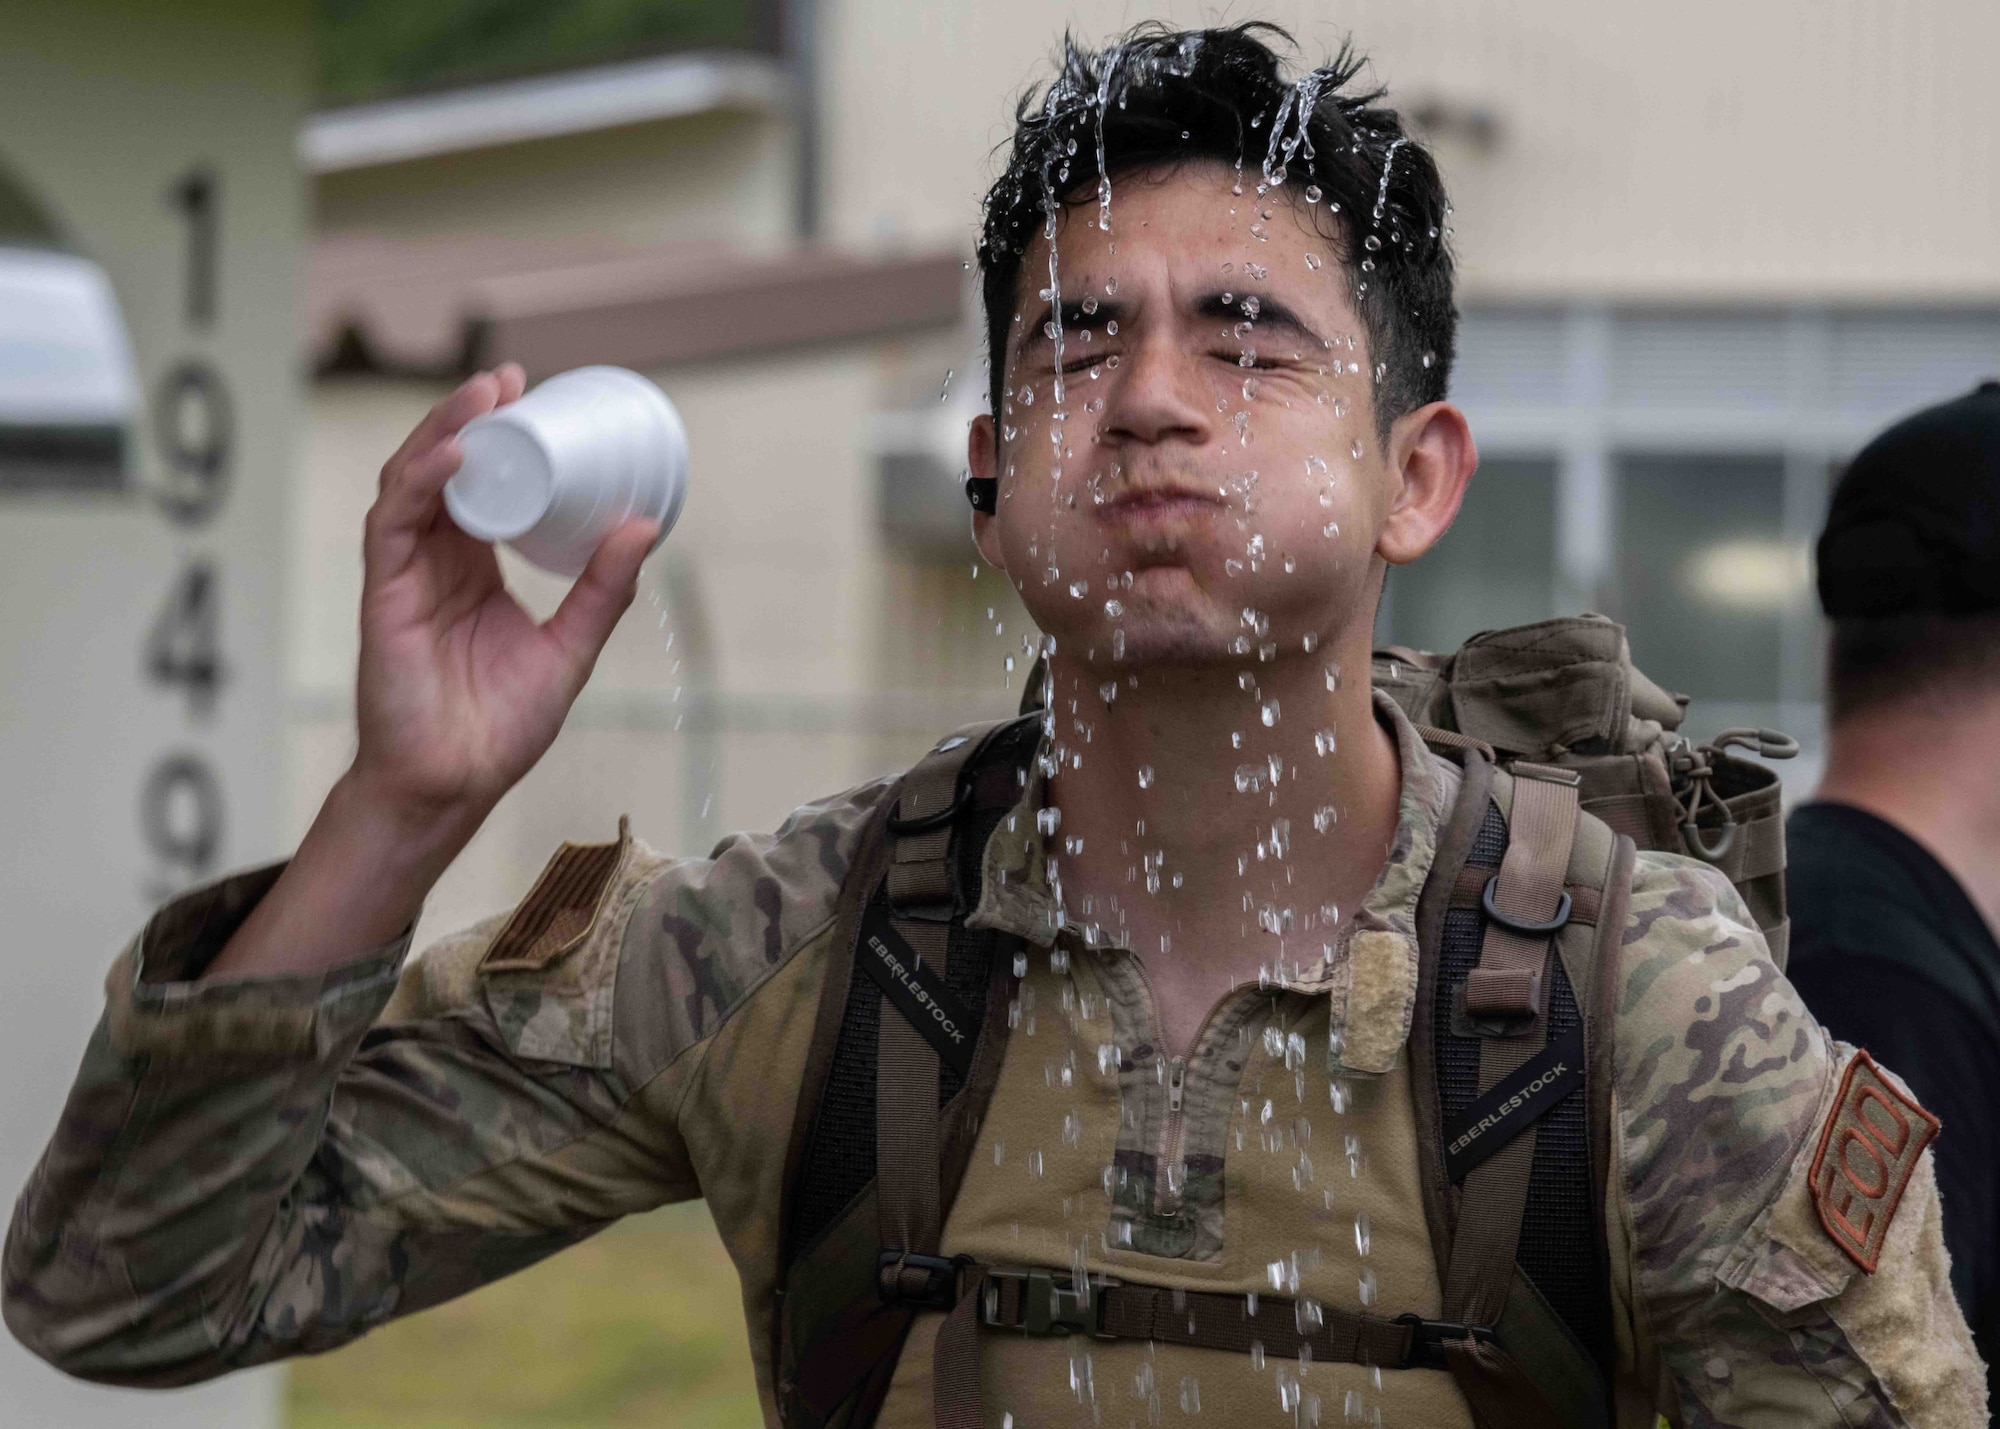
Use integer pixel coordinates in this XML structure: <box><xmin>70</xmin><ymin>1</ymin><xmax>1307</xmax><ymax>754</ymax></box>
<box><xmin>1611</xmin><ymin>850</ymin><xmax>1986</xmax><ymax>1427</ymax></box>
<box><xmin>2</xmin><ymin>780</ymin><xmax>889</xmax><ymax>1388</ymax></box>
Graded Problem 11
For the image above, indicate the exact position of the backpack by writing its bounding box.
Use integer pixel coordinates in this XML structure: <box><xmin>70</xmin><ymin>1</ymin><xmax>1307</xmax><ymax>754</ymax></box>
<box><xmin>770</xmin><ymin>613</ymin><xmax>1794</xmax><ymax>1429</ymax></box>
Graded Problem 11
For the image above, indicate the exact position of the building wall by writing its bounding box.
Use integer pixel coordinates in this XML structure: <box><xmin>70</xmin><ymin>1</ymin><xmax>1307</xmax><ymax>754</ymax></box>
<box><xmin>314</xmin><ymin>109</ymin><xmax>795</xmax><ymax>251</ymax></box>
<box><xmin>0</xmin><ymin>1</ymin><xmax>305</xmax><ymax>1424</ymax></box>
<box><xmin>821</xmin><ymin>0</ymin><xmax>2000</xmax><ymax>302</ymax></box>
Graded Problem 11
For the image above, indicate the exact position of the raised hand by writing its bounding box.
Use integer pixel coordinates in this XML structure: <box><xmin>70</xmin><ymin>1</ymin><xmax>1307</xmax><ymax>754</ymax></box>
<box><xmin>353</xmin><ymin>366</ymin><xmax>659</xmax><ymax>820</ymax></box>
<box><xmin>204</xmin><ymin>367</ymin><xmax>658</xmax><ymax>978</ymax></box>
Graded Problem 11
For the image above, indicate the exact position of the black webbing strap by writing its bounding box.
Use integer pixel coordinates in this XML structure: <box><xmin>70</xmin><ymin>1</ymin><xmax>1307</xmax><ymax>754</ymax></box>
<box><xmin>981</xmin><ymin>1269</ymin><xmax>1432</xmax><ymax>1363</ymax></box>
<box><xmin>874</xmin><ymin>729</ymin><xmax>985</xmax><ymax>1282</ymax></box>
<box><xmin>1439</xmin><ymin>764</ymin><xmax>1581</xmax><ymax>1383</ymax></box>
<box><xmin>932</xmin><ymin>1260</ymin><xmax>1468</xmax><ymax>1428</ymax></box>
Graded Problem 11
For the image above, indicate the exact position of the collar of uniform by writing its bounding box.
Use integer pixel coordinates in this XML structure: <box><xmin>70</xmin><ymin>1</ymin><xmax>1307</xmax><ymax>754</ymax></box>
<box><xmin>967</xmin><ymin>732</ymin><xmax>1063</xmax><ymax>947</ymax></box>
<box><xmin>965</xmin><ymin>691</ymin><xmax>1459</xmax><ymax>1069</ymax></box>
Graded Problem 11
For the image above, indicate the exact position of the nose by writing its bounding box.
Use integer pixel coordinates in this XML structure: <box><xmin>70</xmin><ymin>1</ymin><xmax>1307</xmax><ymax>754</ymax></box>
<box><xmin>1097</xmin><ymin>329</ymin><xmax>1213</xmax><ymax>452</ymax></box>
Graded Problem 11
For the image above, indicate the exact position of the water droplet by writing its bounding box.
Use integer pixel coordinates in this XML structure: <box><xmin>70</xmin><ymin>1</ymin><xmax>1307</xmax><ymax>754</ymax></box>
<box><xmin>1304</xmin><ymin>252</ymin><xmax>1323</xmax><ymax>271</ymax></box>
<box><xmin>1012</xmin><ymin>950</ymin><xmax>1028</xmax><ymax>977</ymax></box>
<box><xmin>1321</xmin><ymin>521</ymin><xmax>1340</xmax><ymax>539</ymax></box>
<box><xmin>1313</xmin><ymin>805</ymin><xmax>1338</xmax><ymax>833</ymax></box>
<box><xmin>1421</xmin><ymin>349</ymin><xmax>1436</xmax><ymax>369</ymax></box>
<box><xmin>1099</xmin><ymin>681</ymin><xmax>1117</xmax><ymax>703</ymax></box>
<box><xmin>1314</xmin><ymin>729</ymin><xmax>1336</xmax><ymax>756</ymax></box>
<box><xmin>1241</xmin><ymin>377</ymin><xmax>1260</xmax><ymax>400</ymax></box>
<box><xmin>1105</xmin><ymin>276</ymin><xmax>1118</xmax><ymax>294</ymax></box>
<box><xmin>1137</xmin><ymin>765</ymin><xmax>1155</xmax><ymax>789</ymax></box>
<box><xmin>1350</xmin><ymin>439</ymin><xmax>1364</xmax><ymax>460</ymax></box>
<box><xmin>1069</xmin><ymin>580</ymin><xmax>1089</xmax><ymax>598</ymax></box>
<box><xmin>1324</xmin><ymin>662</ymin><xmax>1342</xmax><ymax>691</ymax></box>
<box><xmin>1233</xmin><ymin>764</ymin><xmax>1267</xmax><ymax>794</ymax></box>
<box><xmin>1105</xmin><ymin>319</ymin><xmax>1118</xmax><ymax>336</ymax></box>
<box><xmin>1179</xmin><ymin>1375</ymin><xmax>1202</xmax><ymax>1413</ymax></box>
<box><xmin>1357</xmin><ymin>1265</ymin><xmax>1378</xmax><ymax>1306</ymax></box>
<box><xmin>1249</xmin><ymin>1340</ymin><xmax>1265</xmax><ymax>1370</ymax></box>
<box><xmin>1304</xmin><ymin>184</ymin><xmax>1322</xmax><ymax>203</ymax></box>
<box><xmin>1104</xmin><ymin>598</ymin><xmax>1124</xmax><ymax>617</ymax></box>
<box><xmin>1029</xmin><ymin>1149</ymin><xmax>1045</xmax><ymax>1177</ymax></box>
<box><xmin>1261</xmin><ymin>699</ymin><xmax>1280</xmax><ymax>727</ymax></box>
<box><xmin>1354</xmin><ymin>1212</ymin><xmax>1372</xmax><ymax>1257</ymax></box>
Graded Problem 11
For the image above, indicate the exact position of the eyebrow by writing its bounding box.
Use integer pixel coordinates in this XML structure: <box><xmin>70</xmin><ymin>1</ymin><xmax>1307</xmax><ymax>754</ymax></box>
<box><xmin>1191</xmin><ymin>289</ymin><xmax>1327</xmax><ymax>350</ymax></box>
<box><xmin>1018</xmin><ymin>298</ymin><xmax>1131</xmax><ymax>347</ymax></box>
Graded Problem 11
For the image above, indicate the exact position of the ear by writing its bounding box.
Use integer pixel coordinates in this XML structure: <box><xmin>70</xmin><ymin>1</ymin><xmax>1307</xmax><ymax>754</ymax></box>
<box><xmin>1376</xmin><ymin>401</ymin><xmax>1477</xmax><ymax>566</ymax></box>
<box><xmin>968</xmin><ymin>413</ymin><xmax>1007</xmax><ymax>570</ymax></box>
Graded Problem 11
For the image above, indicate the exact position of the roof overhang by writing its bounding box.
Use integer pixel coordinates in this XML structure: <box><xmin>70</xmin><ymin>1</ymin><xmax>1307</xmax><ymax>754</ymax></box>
<box><xmin>310</xmin><ymin>235</ymin><xmax>966</xmax><ymax>379</ymax></box>
<box><xmin>300</xmin><ymin>51</ymin><xmax>791</xmax><ymax>174</ymax></box>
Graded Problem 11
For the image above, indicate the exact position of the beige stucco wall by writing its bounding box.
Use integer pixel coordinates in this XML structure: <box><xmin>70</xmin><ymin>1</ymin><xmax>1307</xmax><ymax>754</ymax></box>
<box><xmin>821</xmin><ymin>0</ymin><xmax>2000</xmax><ymax>302</ymax></box>
<box><xmin>315</xmin><ymin>108</ymin><xmax>794</xmax><ymax>251</ymax></box>
<box><xmin>0</xmin><ymin>1</ymin><xmax>305</xmax><ymax>1424</ymax></box>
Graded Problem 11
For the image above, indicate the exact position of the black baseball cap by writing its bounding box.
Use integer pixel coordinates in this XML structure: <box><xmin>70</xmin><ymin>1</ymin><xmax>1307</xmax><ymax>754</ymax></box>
<box><xmin>1817</xmin><ymin>380</ymin><xmax>2000</xmax><ymax>618</ymax></box>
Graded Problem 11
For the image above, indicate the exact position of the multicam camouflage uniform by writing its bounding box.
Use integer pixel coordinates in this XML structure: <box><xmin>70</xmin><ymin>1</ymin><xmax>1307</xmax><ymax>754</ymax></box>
<box><xmin>4</xmin><ymin>697</ymin><xmax>1984</xmax><ymax>1425</ymax></box>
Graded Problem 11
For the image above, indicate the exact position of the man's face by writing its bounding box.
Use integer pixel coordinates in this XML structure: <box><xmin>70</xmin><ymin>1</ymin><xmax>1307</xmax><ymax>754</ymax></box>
<box><xmin>972</xmin><ymin>161</ymin><xmax>1440</xmax><ymax>671</ymax></box>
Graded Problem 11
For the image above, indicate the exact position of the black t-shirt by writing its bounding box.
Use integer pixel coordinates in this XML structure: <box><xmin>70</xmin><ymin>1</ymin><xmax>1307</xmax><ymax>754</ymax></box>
<box><xmin>1786</xmin><ymin>801</ymin><xmax>2000</xmax><ymax>1404</ymax></box>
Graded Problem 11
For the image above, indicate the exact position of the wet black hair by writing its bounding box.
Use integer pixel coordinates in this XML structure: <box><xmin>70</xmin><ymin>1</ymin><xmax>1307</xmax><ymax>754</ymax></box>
<box><xmin>977</xmin><ymin>22</ymin><xmax>1456</xmax><ymax>442</ymax></box>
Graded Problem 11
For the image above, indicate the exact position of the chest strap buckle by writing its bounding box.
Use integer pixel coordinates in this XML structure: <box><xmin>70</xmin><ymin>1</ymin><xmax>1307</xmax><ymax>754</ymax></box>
<box><xmin>978</xmin><ymin>1267</ymin><xmax>1113</xmax><ymax>1337</ymax></box>
<box><xmin>1393</xmin><ymin>1313</ymin><xmax>1497</xmax><ymax>1370</ymax></box>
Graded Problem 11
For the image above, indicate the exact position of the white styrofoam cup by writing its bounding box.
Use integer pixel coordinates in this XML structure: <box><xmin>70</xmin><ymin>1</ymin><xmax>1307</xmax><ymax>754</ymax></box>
<box><xmin>444</xmin><ymin>365</ymin><xmax>688</xmax><ymax>577</ymax></box>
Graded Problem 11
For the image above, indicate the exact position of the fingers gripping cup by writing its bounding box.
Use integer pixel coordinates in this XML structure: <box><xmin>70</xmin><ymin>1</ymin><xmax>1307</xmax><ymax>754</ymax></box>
<box><xmin>444</xmin><ymin>366</ymin><xmax>688</xmax><ymax>577</ymax></box>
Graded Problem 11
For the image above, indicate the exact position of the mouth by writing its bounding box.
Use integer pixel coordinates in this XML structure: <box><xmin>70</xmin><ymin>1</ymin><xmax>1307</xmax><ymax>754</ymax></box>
<box><xmin>1096</xmin><ymin>483</ymin><xmax>1228</xmax><ymax>526</ymax></box>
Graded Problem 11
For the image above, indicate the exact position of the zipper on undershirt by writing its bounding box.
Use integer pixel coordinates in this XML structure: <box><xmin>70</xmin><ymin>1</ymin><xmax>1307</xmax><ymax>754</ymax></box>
<box><xmin>1155</xmin><ymin>1056</ymin><xmax>1187</xmax><ymax>1214</ymax></box>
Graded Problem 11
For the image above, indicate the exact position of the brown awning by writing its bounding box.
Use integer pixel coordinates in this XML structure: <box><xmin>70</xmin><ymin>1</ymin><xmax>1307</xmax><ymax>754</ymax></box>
<box><xmin>309</xmin><ymin>233</ymin><xmax>966</xmax><ymax>379</ymax></box>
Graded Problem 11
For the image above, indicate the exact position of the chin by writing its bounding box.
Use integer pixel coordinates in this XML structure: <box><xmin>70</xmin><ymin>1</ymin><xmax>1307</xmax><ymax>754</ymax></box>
<box><xmin>1070</xmin><ymin>614</ymin><xmax>1241</xmax><ymax>670</ymax></box>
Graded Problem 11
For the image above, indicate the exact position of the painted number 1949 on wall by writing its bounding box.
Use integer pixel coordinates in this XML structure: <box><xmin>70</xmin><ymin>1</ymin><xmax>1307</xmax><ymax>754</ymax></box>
<box><xmin>141</xmin><ymin>165</ymin><xmax>230</xmax><ymax>897</ymax></box>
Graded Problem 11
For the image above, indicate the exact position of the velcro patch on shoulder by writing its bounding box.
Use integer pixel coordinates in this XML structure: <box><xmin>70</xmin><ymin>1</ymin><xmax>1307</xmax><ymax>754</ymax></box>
<box><xmin>1809</xmin><ymin>1049</ymin><xmax>1940</xmax><ymax>1273</ymax></box>
<box><xmin>481</xmin><ymin>819</ymin><xmax>630</xmax><ymax>973</ymax></box>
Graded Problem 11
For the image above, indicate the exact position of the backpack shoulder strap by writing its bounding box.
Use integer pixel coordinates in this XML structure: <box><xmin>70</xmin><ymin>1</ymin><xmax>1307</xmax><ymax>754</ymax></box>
<box><xmin>1411</xmin><ymin>753</ymin><xmax>1634</xmax><ymax>1429</ymax></box>
<box><xmin>774</xmin><ymin>716</ymin><xmax>1034</xmax><ymax>1428</ymax></box>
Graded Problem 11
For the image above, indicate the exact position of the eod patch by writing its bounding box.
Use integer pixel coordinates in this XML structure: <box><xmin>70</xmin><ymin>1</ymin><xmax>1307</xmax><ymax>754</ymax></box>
<box><xmin>1809</xmin><ymin>1049</ymin><xmax>1940</xmax><ymax>1274</ymax></box>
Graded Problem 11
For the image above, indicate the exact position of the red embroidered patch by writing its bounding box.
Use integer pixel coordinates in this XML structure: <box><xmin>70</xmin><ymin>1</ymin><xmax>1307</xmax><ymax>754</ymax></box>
<box><xmin>1809</xmin><ymin>1049</ymin><xmax>1940</xmax><ymax>1273</ymax></box>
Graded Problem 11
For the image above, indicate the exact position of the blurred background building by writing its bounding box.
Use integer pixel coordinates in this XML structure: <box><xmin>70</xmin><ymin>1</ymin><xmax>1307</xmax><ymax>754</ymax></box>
<box><xmin>5</xmin><ymin>1</ymin><xmax>1999</xmax><ymax>1425</ymax></box>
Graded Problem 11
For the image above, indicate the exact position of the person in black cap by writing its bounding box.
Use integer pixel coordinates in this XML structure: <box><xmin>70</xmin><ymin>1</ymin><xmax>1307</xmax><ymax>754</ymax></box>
<box><xmin>1790</xmin><ymin>378</ymin><xmax>2000</xmax><ymax>1407</ymax></box>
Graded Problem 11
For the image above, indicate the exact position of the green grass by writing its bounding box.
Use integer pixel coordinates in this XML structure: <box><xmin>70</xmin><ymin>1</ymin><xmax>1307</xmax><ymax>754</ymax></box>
<box><xmin>287</xmin><ymin>1202</ymin><xmax>764</xmax><ymax>1429</ymax></box>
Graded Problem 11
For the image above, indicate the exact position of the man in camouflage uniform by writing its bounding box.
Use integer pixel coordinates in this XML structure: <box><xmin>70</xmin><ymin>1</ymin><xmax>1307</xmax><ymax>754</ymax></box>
<box><xmin>5</xmin><ymin>23</ymin><xmax>1984</xmax><ymax>1428</ymax></box>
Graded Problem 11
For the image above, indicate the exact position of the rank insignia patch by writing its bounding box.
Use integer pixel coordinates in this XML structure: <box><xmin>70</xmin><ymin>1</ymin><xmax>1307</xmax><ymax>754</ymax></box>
<box><xmin>1809</xmin><ymin>1049</ymin><xmax>1940</xmax><ymax>1273</ymax></box>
